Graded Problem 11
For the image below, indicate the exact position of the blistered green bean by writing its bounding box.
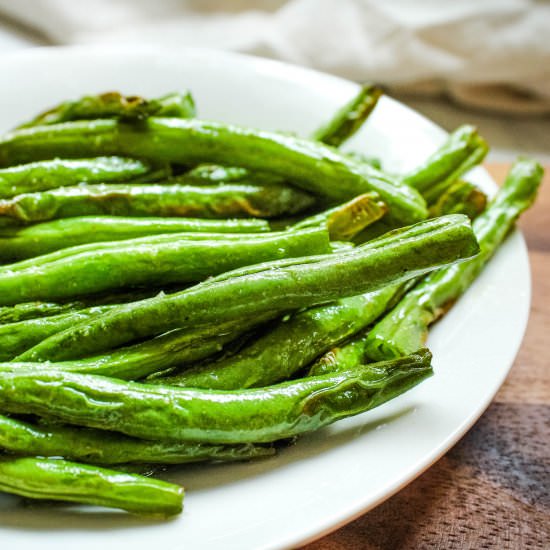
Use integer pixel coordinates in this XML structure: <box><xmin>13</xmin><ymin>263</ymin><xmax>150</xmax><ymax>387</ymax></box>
<box><xmin>364</xmin><ymin>158</ymin><xmax>543</xmax><ymax>360</ymax></box>
<box><xmin>0</xmin><ymin>350</ymin><xmax>433</xmax><ymax>443</ymax></box>
<box><xmin>0</xmin><ymin>456</ymin><xmax>184</xmax><ymax>516</ymax></box>
<box><xmin>0</xmin><ymin>118</ymin><xmax>427</xmax><ymax>224</ymax></box>
<box><xmin>0</xmin><ymin>414</ymin><xmax>274</xmax><ymax>465</ymax></box>
<box><xmin>20</xmin><ymin>214</ymin><xmax>478</xmax><ymax>361</ymax></box>
<box><xmin>0</xmin><ymin>227</ymin><xmax>330</xmax><ymax>305</ymax></box>
<box><xmin>0</xmin><ymin>215</ymin><xmax>270</xmax><ymax>261</ymax></box>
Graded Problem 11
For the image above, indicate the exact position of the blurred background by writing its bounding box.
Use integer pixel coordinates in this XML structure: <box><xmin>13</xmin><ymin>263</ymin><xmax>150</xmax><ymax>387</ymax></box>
<box><xmin>0</xmin><ymin>0</ymin><xmax>548</xmax><ymax>162</ymax></box>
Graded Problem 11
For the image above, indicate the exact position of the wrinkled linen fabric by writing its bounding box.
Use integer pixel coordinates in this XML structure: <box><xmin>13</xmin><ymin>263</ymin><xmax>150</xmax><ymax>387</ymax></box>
<box><xmin>0</xmin><ymin>0</ymin><xmax>549</xmax><ymax>113</ymax></box>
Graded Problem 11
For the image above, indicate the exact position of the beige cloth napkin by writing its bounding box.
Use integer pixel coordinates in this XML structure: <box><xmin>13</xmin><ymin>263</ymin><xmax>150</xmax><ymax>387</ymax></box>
<box><xmin>1</xmin><ymin>0</ymin><xmax>549</xmax><ymax>114</ymax></box>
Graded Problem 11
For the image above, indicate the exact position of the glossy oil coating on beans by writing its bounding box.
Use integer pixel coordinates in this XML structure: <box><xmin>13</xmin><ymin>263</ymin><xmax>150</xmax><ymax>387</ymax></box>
<box><xmin>364</xmin><ymin>158</ymin><xmax>543</xmax><ymax>360</ymax></box>
<box><xmin>348</xmin><ymin>125</ymin><xmax>489</xmax><ymax>243</ymax></box>
<box><xmin>19</xmin><ymin>214</ymin><xmax>479</xmax><ymax>361</ymax></box>
<box><xmin>0</xmin><ymin>181</ymin><xmax>315</xmax><ymax>224</ymax></box>
<box><xmin>402</xmin><ymin>125</ymin><xmax>488</xmax><ymax>203</ymax></box>
<box><xmin>166</xmin><ymin>84</ymin><xmax>380</xmax><ymax>198</ymax></box>
<box><xmin>16</xmin><ymin>312</ymin><xmax>277</xmax><ymax>380</ymax></box>
<box><xmin>0</xmin><ymin>304</ymin><xmax>113</xmax><ymax>360</ymax></box>
<box><xmin>292</xmin><ymin>192</ymin><xmax>387</xmax><ymax>241</ymax></box>
<box><xmin>308</xmin><ymin>332</ymin><xmax>371</xmax><ymax>376</ymax></box>
<box><xmin>0</xmin><ymin>300</ymin><xmax>85</xmax><ymax>324</ymax></box>
<box><xmin>0</xmin><ymin>228</ymin><xmax>330</xmax><ymax>305</ymax></box>
<box><xmin>0</xmin><ymin>288</ymin><xmax>158</xmax><ymax>324</ymax></box>
<box><xmin>309</xmin><ymin>180</ymin><xmax>489</xmax><ymax>373</ymax></box>
<box><xmin>158</xmin><ymin>282</ymin><xmax>407</xmax><ymax>390</ymax></box>
<box><xmin>0</xmin><ymin>350</ymin><xmax>433</xmax><ymax>444</ymax></box>
<box><xmin>0</xmin><ymin>414</ymin><xmax>274</xmax><ymax>465</ymax></box>
<box><xmin>0</xmin><ymin>118</ymin><xmax>427</xmax><ymax>224</ymax></box>
<box><xmin>0</xmin><ymin>156</ymin><xmax>151</xmax><ymax>199</ymax></box>
<box><xmin>0</xmin><ymin>215</ymin><xmax>270</xmax><ymax>261</ymax></box>
<box><xmin>428</xmin><ymin>180</ymin><xmax>487</xmax><ymax>220</ymax></box>
<box><xmin>0</xmin><ymin>456</ymin><xmax>184</xmax><ymax>516</ymax></box>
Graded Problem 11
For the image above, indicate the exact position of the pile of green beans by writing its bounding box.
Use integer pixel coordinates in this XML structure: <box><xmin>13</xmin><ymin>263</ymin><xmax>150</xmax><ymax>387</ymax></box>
<box><xmin>0</xmin><ymin>85</ymin><xmax>541</xmax><ymax>521</ymax></box>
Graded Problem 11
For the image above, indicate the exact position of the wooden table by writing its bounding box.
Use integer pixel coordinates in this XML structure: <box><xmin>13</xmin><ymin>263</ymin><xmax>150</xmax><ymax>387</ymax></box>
<box><xmin>306</xmin><ymin>164</ymin><xmax>550</xmax><ymax>550</ymax></box>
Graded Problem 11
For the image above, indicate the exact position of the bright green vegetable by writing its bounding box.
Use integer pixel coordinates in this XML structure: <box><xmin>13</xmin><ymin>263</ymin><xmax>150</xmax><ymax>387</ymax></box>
<box><xmin>312</xmin><ymin>84</ymin><xmax>383</xmax><ymax>146</ymax></box>
<box><xmin>292</xmin><ymin>192</ymin><xmax>387</xmax><ymax>240</ymax></box>
<box><xmin>429</xmin><ymin>179</ymin><xmax>487</xmax><ymax>219</ymax></box>
<box><xmin>157</xmin><ymin>282</ymin><xmax>408</xmax><ymax>390</ymax></box>
<box><xmin>173</xmin><ymin>85</ymin><xmax>380</xmax><ymax>191</ymax></box>
<box><xmin>0</xmin><ymin>349</ymin><xmax>433</xmax><ymax>443</ymax></box>
<box><xmin>0</xmin><ymin>157</ymin><xmax>152</xmax><ymax>199</ymax></box>
<box><xmin>402</xmin><ymin>125</ymin><xmax>489</xmax><ymax>203</ymax></box>
<box><xmin>0</xmin><ymin>456</ymin><xmax>184</xmax><ymax>516</ymax></box>
<box><xmin>308</xmin><ymin>332</ymin><xmax>371</xmax><ymax>376</ymax></box>
<box><xmin>0</xmin><ymin>181</ymin><xmax>315</xmax><ymax>224</ymax></box>
<box><xmin>20</xmin><ymin>214</ymin><xmax>479</xmax><ymax>362</ymax></box>
<box><xmin>353</xmin><ymin>125</ymin><xmax>489</xmax><ymax>242</ymax></box>
<box><xmin>16</xmin><ymin>312</ymin><xmax>277</xmax><ymax>380</ymax></box>
<box><xmin>0</xmin><ymin>289</ymin><xmax>159</xmax><ymax>324</ymax></box>
<box><xmin>0</xmin><ymin>301</ymin><xmax>86</xmax><ymax>324</ymax></box>
<box><xmin>0</xmin><ymin>118</ymin><xmax>427</xmax><ymax>224</ymax></box>
<box><xmin>364</xmin><ymin>158</ymin><xmax>543</xmax><ymax>360</ymax></box>
<box><xmin>0</xmin><ymin>215</ymin><xmax>270</xmax><ymax>261</ymax></box>
<box><xmin>311</xmin><ymin>173</ymin><xmax>491</xmax><ymax>373</ymax></box>
<box><xmin>0</xmin><ymin>305</ymin><xmax>113</xmax><ymax>360</ymax></box>
<box><xmin>17</xmin><ymin>91</ymin><xmax>196</xmax><ymax>128</ymax></box>
<box><xmin>0</xmin><ymin>414</ymin><xmax>274</xmax><ymax>465</ymax></box>
<box><xmin>0</xmin><ymin>227</ymin><xmax>330</xmax><ymax>305</ymax></box>
<box><xmin>178</xmin><ymin>164</ymin><xmax>254</xmax><ymax>185</ymax></box>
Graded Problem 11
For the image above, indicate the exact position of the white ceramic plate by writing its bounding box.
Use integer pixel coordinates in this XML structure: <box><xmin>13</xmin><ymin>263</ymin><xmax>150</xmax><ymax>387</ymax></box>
<box><xmin>0</xmin><ymin>46</ymin><xmax>530</xmax><ymax>550</ymax></box>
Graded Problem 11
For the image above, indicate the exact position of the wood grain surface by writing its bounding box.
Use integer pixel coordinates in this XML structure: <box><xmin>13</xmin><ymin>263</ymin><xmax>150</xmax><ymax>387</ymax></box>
<box><xmin>304</xmin><ymin>163</ymin><xmax>550</xmax><ymax>550</ymax></box>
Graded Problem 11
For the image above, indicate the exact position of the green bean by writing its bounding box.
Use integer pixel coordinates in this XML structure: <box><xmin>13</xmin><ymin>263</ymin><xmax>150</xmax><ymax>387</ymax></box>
<box><xmin>0</xmin><ymin>349</ymin><xmax>433</xmax><ymax>443</ymax></box>
<box><xmin>150</xmin><ymin>91</ymin><xmax>197</xmax><ymax>118</ymax></box>
<box><xmin>184</xmin><ymin>209</ymin><xmax>475</xmax><ymax>286</ymax></box>
<box><xmin>0</xmin><ymin>215</ymin><xmax>270</xmax><ymax>261</ymax></box>
<box><xmin>27</xmin><ymin>312</ymin><xmax>277</xmax><ymax>380</ymax></box>
<box><xmin>171</xmin><ymin>85</ymin><xmax>380</xmax><ymax>192</ymax></box>
<box><xmin>0</xmin><ymin>301</ymin><xmax>86</xmax><ymax>324</ymax></box>
<box><xmin>402</xmin><ymin>125</ymin><xmax>489</xmax><ymax>203</ymax></box>
<box><xmin>0</xmin><ymin>180</ymin><xmax>315</xmax><ymax>224</ymax></box>
<box><xmin>0</xmin><ymin>157</ymin><xmax>153</xmax><ymax>199</ymax></box>
<box><xmin>0</xmin><ymin>228</ymin><xmax>294</xmax><ymax>276</ymax></box>
<box><xmin>0</xmin><ymin>414</ymin><xmax>274</xmax><ymax>465</ymax></box>
<box><xmin>0</xmin><ymin>305</ymin><xmax>113</xmax><ymax>360</ymax></box>
<box><xmin>0</xmin><ymin>456</ymin><xmax>184</xmax><ymax>516</ymax></box>
<box><xmin>364</xmin><ymin>158</ymin><xmax>543</xmax><ymax>360</ymax></box>
<box><xmin>176</xmin><ymin>164</ymin><xmax>279</xmax><ymax>186</ymax></box>
<box><xmin>20</xmin><ymin>214</ymin><xmax>479</xmax><ymax>361</ymax></box>
<box><xmin>352</xmin><ymin>126</ymin><xmax>489</xmax><ymax>243</ymax></box>
<box><xmin>0</xmin><ymin>289</ymin><xmax>162</xmax><ymax>324</ymax></box>
<box><xmin>156</xmin><ymin>282</ymin><xmax>408</xmax><ymax>390</ymax></box>
<box><xmin>17</xmin><ymin>91</ymin><xmax>196</xmax><ymax>128</ymax></box>
<box><xmin>292</xmin><ymin>192</ymin><xmax>388</xmax><ymax>240</ymax></box>
<box><xmin>0</xmin><ymin>118</ymin><xmax>427</xmax><ymax>224</ymax></box>
<box><xmin>428</xmin><ymin>180</ymin><xmax>487</xmax><ymax>219</ymax></box>
<box><xmin>312</xmin><ymin>176</ymin><xmax>491</xmax><ymax>373</ymax></box>
<box><xmin>9</xmin><ymin>321</ymin><xmax>257</xmax><ymax>381</ymax></box>
<box><xmin>308</xmin><ymin>333</ymin><xmax>371</xmax><ymax>376</ymax></box>
<box><xmin>179</xmin><ymin>164</ymin><xmax>247</xmax><ymax>184</ymax></box>
<box><xmin>0</xmin><ymin>227</ymin><xmax>330</xmax><ymax>305</ymax></box>
<box><xmin>312</xmin><ymin>84</ymin><xmax>383</xmax><ymax>146</ymax></box>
